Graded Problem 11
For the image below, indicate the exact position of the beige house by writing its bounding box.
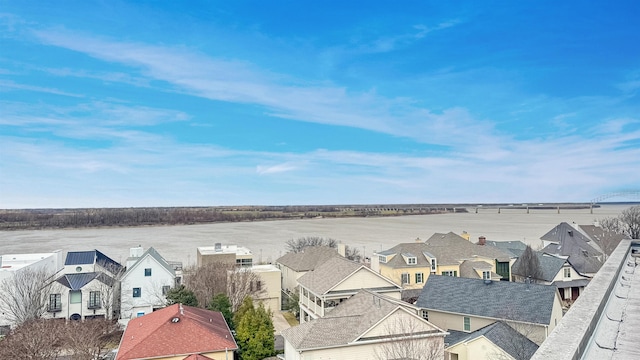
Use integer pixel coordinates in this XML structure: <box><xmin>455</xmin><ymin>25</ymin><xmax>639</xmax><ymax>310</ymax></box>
<box><xmin>371</xmin><ymin>233</ymin><xmax>515</xmax><ymax>289</ymax></box>
<box><xmin>445</xmin><ymin>322</ymin><xmax>538</xmax><ymax>360</ymax></box>
<box><xmin>282</xmin><ymin>289</ymin><xmax>448</xmax><ymax>360</ymax></box>
<box><xmin>416</xmin><ymin>275</ymin><xmax>563</xmax><ymax>345</ymax></box>
<box><xmin>197</xmin><ymin>243</ymin><xmax>253</xmax><ymax>267</ymax></box>
<box><xmin>275</xmin><ymin>246</ymin><xmax>339</xmax><ymax>293</ymax></box>
<box><xmin>297</xmin><ymin>256</ymin><xmax>402</xmax><ymax>323</ymax></box>
<box><xmin>250</xmin><ymin>264</ymin><xmax>281</xmax><ymax>312</ymax></box>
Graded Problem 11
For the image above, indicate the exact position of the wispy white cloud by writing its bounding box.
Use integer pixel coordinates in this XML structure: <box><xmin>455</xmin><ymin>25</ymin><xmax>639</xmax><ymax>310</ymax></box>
<box><xmin>0</xmin><ymin>79</ymin><xmax>84</xmax><ymax>97</ymax></box>
<box><xmin>256</xmin><ymin>163</ymin><xmax>298</xmax><ymax>175</ymax></box>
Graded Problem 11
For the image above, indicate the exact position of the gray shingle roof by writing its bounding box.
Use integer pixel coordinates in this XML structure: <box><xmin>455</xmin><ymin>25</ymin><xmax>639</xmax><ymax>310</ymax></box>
<box><xmin>579</xmin><ymin>225</ymin><xmax>628</xmax><ymax>255</ymax></box>
<box><xmin>275</xmin><ymin>246</ymin><xmax>339</xmax><ymax>271</ymax></box>
<box><xmin>378</xmin><ymin>233</ymin><xmax>513</xmax><ymax>271</ymax></box>
<box><xmin>446</xmin><ymin>322</ymin><xmax>539</xmax><ymax>360</ymax></box>
<box><xmin>282</xmin><ymin>290</ymin><xmax>445</xmax><ymax>350</ymax></box>
<box><xmin>459</xmin><ymin>260</ymin><xmax>501</xmax><ymax>280</ymax></box>
<box><xmin>512</xmin><ymin>252</ymin><xmax>567</xmax><ymax>283</ymax></box>
<box><xmin>297</xmin><ymin>256</ymin><xmax>373</xmax><ymax>295</ymax></box>
<box><xmin>485</xmin><ymin>240</ymin><xmax>528</xmax><ymax>257</ymax></box>
<box><xmin>416</xmin><ymin>275</ymin><xmax>558</xmax><ymax>325</ymax></box>
<box><xmin>541</xmin><ymin>223</ymin><xmax>603</xmax><ymax>274</ymax></box>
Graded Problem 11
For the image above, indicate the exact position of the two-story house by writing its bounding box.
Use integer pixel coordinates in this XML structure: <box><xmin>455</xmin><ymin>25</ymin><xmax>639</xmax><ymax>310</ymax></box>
<box><xmin>49</xmin><ymin>250</ymin><xmax>123</xmax><ymax>320</ymax></box>
<box><xmin>540</xmin><ymin>222</ymin><xmax>604</xmax><ymax>277</ymax></box>
<box><xmin>297</xmin><ymin>256</ymin><xmax>401</xmax><ymax>323</ymax></box>
<box><xmin>276</xmin><ymin>246</ymin><xmax>340</xmax><ymax>293</ymax></box>
<box><xmin>416</xmin><ymin>275</ymin><xmax>563</xmax><ymax>345</ymax></box>
<box><xmin>371</xmin><ymin>233</ymin><xmax>515</xmax><ymax>289</ymax></box>
<box><xmin>120</xmin><ymin>246</ymin><xmax>177</xmax><ymax>320</ymax></box>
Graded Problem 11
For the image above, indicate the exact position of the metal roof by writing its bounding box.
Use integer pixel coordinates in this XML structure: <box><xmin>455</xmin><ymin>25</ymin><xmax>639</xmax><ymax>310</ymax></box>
<box><xmin>65</xmin><ymin>251</ymin><xmax>96</xmax><ymax>265</ymax></box>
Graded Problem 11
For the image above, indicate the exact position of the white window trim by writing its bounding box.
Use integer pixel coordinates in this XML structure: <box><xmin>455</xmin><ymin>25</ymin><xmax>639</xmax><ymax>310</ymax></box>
<box><xmin>401</xmin><ymin>273</ymin><xmax>410</xmax><ymax>285</ymax></box>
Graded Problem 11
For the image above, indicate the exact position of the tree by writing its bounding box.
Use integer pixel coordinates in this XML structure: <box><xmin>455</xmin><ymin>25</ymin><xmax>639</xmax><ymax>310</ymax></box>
<box><xmin>516</xmin><ymin>245</ymin><xmax>543</xmax><ymax>282</ymax></box>
<box><xmin>283</xmin><ymin>290</ymin><xmax>299</xmax><ymax>319</ymax></box>
<box><xmin>234</xmin><ymin>297</ymin><xmax>275</xmax><ymax>360</ymax></box>
<box><xmin>344</xmin><ymin>245</ymin><xmax>362</xmax><ymax>262</ymax></box>
<box><xmin>165</xmin><ymin>285</ymin><xmax>198</xmax><ymax>307</ymax></box>
<box><xmin>374</xmin><ymin>316</ymin><xmax>444</xmax><ymax>360</ymax></box>
<box><xmin>227</xmin><ymin>267</ymin><xmax>265</xmax><ymax>312</ymax></box>
<box><xmin>208</xmin><ymin>293</ymin><xmax>234</xmax><ymax>330</ymax></box>
<box><xmin>600</xmin><ymin>205</ymin><xmax>640</xmax><ymax>240</ymax></box>
<box><xmin>0</xmin><ymin>266</ymin><xmax>60</xmax><ymax>325</ymax></box>
<box><xmin>63</xmin><ymin>319</ymin><xmax>122</xmax><ymax>360</ymax></box>
<box><xmin>0</xmin><ymin>319</ymin><xmax>65</xmax><ymax>359</ymax></box>
<box><xmin>285</xmin><ymin>236</ymin><xmax>338</xmax><ymax>253</ymax></box>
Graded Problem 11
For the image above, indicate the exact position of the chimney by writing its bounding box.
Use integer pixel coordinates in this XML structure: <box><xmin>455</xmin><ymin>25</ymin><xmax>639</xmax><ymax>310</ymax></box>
<box><xmin>179</xmin><ymin>303</ymin><xmax>184</xmax><ymax>315</ymax></box>
<box><xmin>478</xmin><ymin>236</ymin><xmax>486</xmax><ymax>246</ymax></box>
<box><xmin>415</xmin><ymin>237</ymin><xmax>422</xmax><ymax>243</ymax></box>
<box><xmin>461</xmin><ymin>231</ymin><xmax>470</xmax><ymax>241</ymax></box>
<box><xmin>338</xmin><ymin>243</ymin><xmax>346</xmax><ymax>257</ymax></box>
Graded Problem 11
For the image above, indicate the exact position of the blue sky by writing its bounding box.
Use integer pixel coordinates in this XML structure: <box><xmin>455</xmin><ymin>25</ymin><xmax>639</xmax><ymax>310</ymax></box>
<box><xmin>1</xmin><ymin>1</ymin><xmax>639</xmax><ymax>208</ymax></box>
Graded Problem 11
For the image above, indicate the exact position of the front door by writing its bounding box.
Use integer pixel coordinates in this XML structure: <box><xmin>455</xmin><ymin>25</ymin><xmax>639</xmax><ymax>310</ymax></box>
<box><xmin>571</xmin><ymin>287</ymin><xmax>580</xmax><ymax>300</ymax></box>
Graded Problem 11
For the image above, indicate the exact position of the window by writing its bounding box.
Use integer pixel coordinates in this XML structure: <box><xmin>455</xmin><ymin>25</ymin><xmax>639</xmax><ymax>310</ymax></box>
<box><xmin>401</xmin><ymin>273</ymin><xmax>410</xmax><ymax>285</ymax></box>
<box><xmin>407</xmin><ymin>257</ymin><xmax>417</xmax><ymax>265</ymax></box>
<box><xmin>137</xmin><ymin>311</ymin><xmax>145</xmax><ymax>317</ymax></box>
<box><xmin>133</xmin><ymin>287</ymin><xmax>141</xmax><ymax>298</ymax></box>
<box><xmin>564</xmin><ymin>268</ymin><xmax>571</xmax><ymax>278</ymax></box>
<box><xmin>70</xmin><ymin>291</ymin><xmax>81</xmax><ymax>304</ymax></box>
<box><xmin>236</xmin><ymin>258</ymin><xmax>253</xmax><ymax>267</ymax></box>
<box><xmin>378</xmin><ymin>255</ymin><xmax>387</xmax><ymax>264</ymax></box>
<box><xmin>256</xmin><ymin>280</ymin><xmax>262</xmax><ymax>291</ymax></box>
<box><xmin>430</xmin><ymin>258</ymin><xmax>437</xmax><ymax>272</ymax></box>
<box><xmin>89</xmin><ymin>291</ymin><xmax>101</xmax><ymax>308</ymax></box>
<box><xmin>162</xmin><ymin>285</ymin><xmax>171</xmax><ymax>296</ymax></box>
<box><xmin>415</xmin><ymin>272</ymin><xmax>424</xmax><ymax>284</ymax></box>
<box><xmin>464</xmin><ymin>316</ymin><xmax>471</xmax><ymax>331</ymax></box>
<box><xmin>442</xmin><ymin>271</ymin><xmax>457</xmax><ymax>277</ymax></box>
<box><xmin>421</xmin><ymin>310</ymin><xmax>429</xmax><ymax>321</ymax></box>
<box><xmin>482</xmin><ymin>271</ymin><xmax>491</xmax><ymax>280</ymax></box>
<box><xmin>49</xmin><ymin>294</ymin><xmax>61</xmax><ymax>311</ymax></box>
<box><xmin>144</xmin><ymin>268</ymin><xmax>152</xmax><ymax>277</ymax></box>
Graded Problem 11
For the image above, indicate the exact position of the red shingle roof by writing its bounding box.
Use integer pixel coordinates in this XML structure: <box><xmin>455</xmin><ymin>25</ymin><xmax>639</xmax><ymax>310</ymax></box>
<box><xmin>116</xmin><ymin>304</ymin><xmax>237</xmax><ymax>360</ymax></box>
<box><xmin>183</xmin><ymin>355</ymin><xmax>214</xmax><ymax>360</ymax></box>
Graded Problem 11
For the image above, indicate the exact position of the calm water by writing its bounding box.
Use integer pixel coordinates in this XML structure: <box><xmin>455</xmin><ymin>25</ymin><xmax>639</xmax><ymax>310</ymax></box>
<box><xmin>0</xmin><ymin>205</ymin><xmax>628</xmax><ymax>266</ymax></box>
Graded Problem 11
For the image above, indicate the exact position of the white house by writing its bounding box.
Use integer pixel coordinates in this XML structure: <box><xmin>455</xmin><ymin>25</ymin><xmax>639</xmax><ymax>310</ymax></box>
<box><xmin>0</xmin><ymin>251</ymin><xmax>64</xmax><ymax>331</ymax></box>
<box><xmin>120</xmin><ymin>246</ymin><xmax>177</xmax><ymax>320</ymax></box>
<box><xmin>49</xmin><ymin>250</ymin><xmax>123</xmax><ymax>321</ymax></box>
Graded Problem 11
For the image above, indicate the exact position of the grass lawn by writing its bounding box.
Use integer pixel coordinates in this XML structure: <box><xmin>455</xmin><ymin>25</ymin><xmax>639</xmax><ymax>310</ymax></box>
<box><xmin>282</xmin><ymin>311</ymin><xmax>299</xmax><ymax>326</ymax></box>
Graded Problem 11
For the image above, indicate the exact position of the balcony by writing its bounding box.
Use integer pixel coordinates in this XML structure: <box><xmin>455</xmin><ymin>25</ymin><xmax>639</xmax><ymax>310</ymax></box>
<box><xmin>87</xmin><ymin>300</ymin><xmax>102</xmax><ymax>310</ymax></box>
<box><xmin>47</xmin><ymin>303</ymin><xmax>62</xmax><ymax>312</ymax></box>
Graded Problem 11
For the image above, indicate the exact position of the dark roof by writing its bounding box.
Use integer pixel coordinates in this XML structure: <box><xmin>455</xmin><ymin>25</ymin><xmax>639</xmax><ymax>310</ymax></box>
<box><xmin>446</xmin><ymin>322</ymin><xmax>539</xmax><ymax>360</ymax></box>
<box><xmin>579</xmin><ymin>225</ymin><xmax>628</xmax><ymax>255</ymax></box>
<box><xmin>416</xmin><ymin>275</ymin><xmax>559</xmax><ymax>325</ymax></box>
<box><xmin>553</xmin><ymin>279</ymin><xmax>591</xmax><ymax>289</ymax></box>
<box><xmin>512</xmin><ymin>252</ymin><xmax>567</xmax><ymax>282</ymax></box>
<box><xmin>541</xmin><ymin>223</ymin><xmax>603</xmax><ymax>274</ymax></box>
<box><xmin>276</xmin><ymin>246</ymin><xmax>339</xmax><ymax>272</ymax></box>
<box><xmin>56</xmin><ymin>272</ymin><xmax>114</xmax><ymax>290</ymax></box>
<box><xmin>485</xmin><ymin>240</ymin><xmax>529</xmax><ymax>257</ymax></box>
<box><xmin>64</xmin><ymin>250</ymin><xmax>123</xmax><ymax>272</ymax></box>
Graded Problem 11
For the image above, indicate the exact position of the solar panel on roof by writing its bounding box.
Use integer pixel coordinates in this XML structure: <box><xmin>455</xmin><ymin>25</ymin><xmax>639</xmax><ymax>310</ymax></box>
<box><xmin>65</xmin><ymin>251</ymin><xmax>95</xmax><ymax>265</ymax></box>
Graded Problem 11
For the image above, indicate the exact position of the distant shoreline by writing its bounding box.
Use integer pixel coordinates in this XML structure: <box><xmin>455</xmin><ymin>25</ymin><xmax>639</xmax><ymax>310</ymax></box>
<box><xmin>0</xmin><ymin>202</ymin><xmax>619</xmax><ymax>231</ymax></box>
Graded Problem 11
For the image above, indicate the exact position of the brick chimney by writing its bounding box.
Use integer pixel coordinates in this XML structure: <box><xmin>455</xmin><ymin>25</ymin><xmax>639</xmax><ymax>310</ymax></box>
<box><xmin>478</xmin><ymin>236</ymin><xmax>486</xmax><ymax>246</ymax></box>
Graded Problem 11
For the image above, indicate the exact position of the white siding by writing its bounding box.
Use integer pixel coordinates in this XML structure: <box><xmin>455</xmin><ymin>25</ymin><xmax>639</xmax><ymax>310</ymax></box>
<box><xmin>120</xmin><ymin>254</ymin><xmax>175</xmax><ymax>319</ymax></box>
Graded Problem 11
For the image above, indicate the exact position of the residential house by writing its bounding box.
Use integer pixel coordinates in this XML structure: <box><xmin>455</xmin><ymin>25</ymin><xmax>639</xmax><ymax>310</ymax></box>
<box><xmin>49</xmin><ymin>250</ymin><xmax>123</xmax><ymax>320</ymax></box>
<box><xmin>371</xmin><ymin>233</ymin><xmax>515</xmax><ymax>289</ymax></box>
<box><xmin>416</xmin><ymin>275</ymin><xmax>563</xmax><ymax>345</ymax></box>
<box><xmin>276</xmin><ymin>246</ymin><xmax>340</xmax><ymax>293</ymax></box>
<box><xmin>281</xmin><ymin>289</ymin><xmax>448</xmax><ymax>360</ymax></box>
<box><xmin>120</xmin><ymin>246</ymin><xmax>178</xmax><ymax>320</ymax></box>
<box><xmin>297</xmin><ymin>256</ymin><xmax>402</xmax><ymax>323</ymax></box>
<box><xmin>445</xmin><ymin>322</ymin><xmax>538</xmax><ymax>360</ymax></box>
<box><xmin>540</xmin><ymin>222</ymin><xmax>603</xmax><ymax>276</ymax></box>
<box><xmin>197</xmin><ymin>243</ymin><xmax>253</xmax><ymax>268</ymax></box>
<box><xmin>249</xmin><ymin>264</ymin><xmax>281</xmax><ymax>313</ymax></box>
<box><xmin>578</xmin><ymin>223</ymin><xmax>629</xmax><ymax>258</ymax></box>
<box><xmin>485</xmin><ymin>240</ymin><xmax>529</xmax><ymax>257</ymax></box>
<box><xmin>115</xmin><ymin>303</ymin><xmax>237</xmax><ymax>360</ymax></box>
<box><xmin>512</xmin><ymin>251</ymin><xmax>590</xmax><ymax>302</ymax></box>
<box><xmin>0</xmin><ymin>251</ymin><xmax>64</xmax><ymax>331</ymax></box>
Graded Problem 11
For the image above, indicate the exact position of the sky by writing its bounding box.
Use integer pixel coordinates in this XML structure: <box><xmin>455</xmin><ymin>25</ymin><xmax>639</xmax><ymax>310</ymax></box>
<box><xmin>1</xmin><ymin>1</ymin><xmax>639</xmax><ymax>208</ymax></box>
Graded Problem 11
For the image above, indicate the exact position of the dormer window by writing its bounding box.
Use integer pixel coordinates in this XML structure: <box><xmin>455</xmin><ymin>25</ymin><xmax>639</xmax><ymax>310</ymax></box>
<box><xmin>379</xmin><ymin>255</ymin><xmax>387</xmax><ymax>264</ymax></box>
<box><xmin>407</xmin><ymin>257</ymin><xmax>417</xmax><ymax>265</ymax></box>
<box><xmin>482</xmin><ymin>271</ymin><xmax>491</xmax><ymax>280</ymax></box>
<box><xmin>430</xmin><ymin>258</ymin><xmax>437</xmax><ymax>272</ymax></box>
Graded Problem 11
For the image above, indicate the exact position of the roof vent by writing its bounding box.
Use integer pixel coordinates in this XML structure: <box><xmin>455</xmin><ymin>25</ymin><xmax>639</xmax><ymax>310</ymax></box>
<box><xmin>171</xmin><ymin>317</ymin><xmax>180</xmax><ymax>323</ymax></box>
<box><xmin>484</xmin><ymin>279</ymin><xmax>491</xmax><ymax>285</ymax></box>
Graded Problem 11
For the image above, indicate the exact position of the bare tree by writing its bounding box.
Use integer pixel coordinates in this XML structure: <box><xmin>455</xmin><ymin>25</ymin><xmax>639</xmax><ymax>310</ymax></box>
<box><xmin>514</xmin><ymin>246</ymin><xmax>543</xmax><ymax>283</ymax></box>
<box><xmin>184</xmin><ymin>262</ymin><xmax>263</xmax><ymax>311</ymax></box>
<box><xmin>0</xmin><ymin>267</ymin><xmax>61</xmax><ymax>325</ymax></box>
<box><xmin>344</xmin><ymin>245</ymin><xmax>361</xmax><ymax>262</ymax></box>
<box><xmin>63</xmin><ymin>319</ymin><xmax>122</xmax><ymax>360</ymax></box>
<box><xmin>0</xmin><ymin>319</ymin><xmax>65</xmax><ymax>359</ymax></box>
<box><xmin>374</xmin><ymin>316</ymin><xmax>444</xmax><ymax>360</ymax></box>
<box><xmin>599</xmin><ymin>205</ymin><xmax>640</xmax><ymax>240</ymax></box>
<box><xmin>227</xmin><ymin>267</ymin><xmax>266</xmax><ymax>312</ymax></box>
<box><xmin>285</xmin><ymin>236</ymin><xmax>338</xmax><ymax>253</ymax></box>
